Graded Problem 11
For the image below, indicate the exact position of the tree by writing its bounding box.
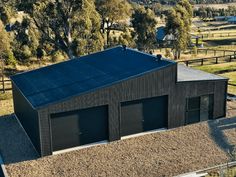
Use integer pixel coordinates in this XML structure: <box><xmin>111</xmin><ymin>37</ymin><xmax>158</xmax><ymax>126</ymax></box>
<box><xmin>28</xmin><ymin>0</ymin><xmax>103</xmax><ymax>59</ymax></box>
<box><xmin>109</xmin><ymin>28</ymin><xmax>136</xmax><ymax>47</ymax></box>
<box><xmin>0</xmin><ymin>0</ymin><xmax>16</xmax><ymax>24</ymax></box>
<box><xmin>131</xmin><ymin>6</ymin><xmax>157</xmax><ymax>51</ymax></box>
<box><xmin>96</xmin><ymin>0</ymin><xmax>132</xmax><ymax>47</ymax></box>
<box><xmin>118</xmin><ymin>28</ymin><xmax>136</xmax><ymax>47</ymax></box>
<box><xmin>166</xmin><ymin>0</ymin><xmax>193</xmax><ymax>59</ymax></box>
<box><xmin>0</xmin><ymin>20</ymin><xmax>15</xmax><ymax>92</ymax></box>
<box><xmin>0</xmin><ymin>20</ymin><xmax>16</xmax><ymax>66</ymax></box>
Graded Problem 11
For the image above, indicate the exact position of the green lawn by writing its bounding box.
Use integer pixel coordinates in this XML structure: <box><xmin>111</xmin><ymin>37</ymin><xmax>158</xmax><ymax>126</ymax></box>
<box><xmin>194</xmin><ymin>62</ymin><xmax>236</xmax><ymax>74</ymax></box>
<box><xmin>220</xmin><ymin>71</ymin><xmax>236</xmax><ymax>94</ymax></box>
<box><xmin>221</xmin><ymin>72</ymin><xmax>236</xmax><ymax>85</ymax></box>
<box><xmin>194</xmin><ymin>62</ymin><xmax>236</xmax><ymax>94</ymax></box>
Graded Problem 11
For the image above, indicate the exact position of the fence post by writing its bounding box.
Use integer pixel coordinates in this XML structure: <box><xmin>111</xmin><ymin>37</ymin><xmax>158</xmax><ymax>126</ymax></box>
<box><xmin>229</xmin><ymin>55</ymin><xmax>232</xmax><ymax>62</ymax></box>
<box><xmin>186</xmin><ymin>61</ymin><xmax>189</xmax><ymax>66</ymax></box>
<box><xmin>1</xmin><ymin>75</ymin><xmax>5</xmax><ymax>93</ymax></box>
<box><xmin>215</xmin><ymin>57</ymin><xmax>218</xmax><ymax>64</ymax></box>
<box><xmin>201</xmin><ymin>59</ymin><xmax>204</xmax><ymax>66</ymax></box>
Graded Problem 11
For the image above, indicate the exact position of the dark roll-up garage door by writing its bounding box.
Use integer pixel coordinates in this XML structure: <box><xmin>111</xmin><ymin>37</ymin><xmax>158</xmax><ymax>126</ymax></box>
<box><xmin>121</xmin><ymin>96</ymin><xmax>168</xmax><ymax>137</ymax></box>
<box><xmin>51</xmin><ymin>105</ymin><xmax>108</xmax><ymax>151</ymax></box>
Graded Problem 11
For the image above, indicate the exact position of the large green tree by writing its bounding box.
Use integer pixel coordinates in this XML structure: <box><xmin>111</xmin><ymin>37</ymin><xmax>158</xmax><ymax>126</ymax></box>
<box><xmin>131</xmin><ymin>6</ymin><xmax>157</xmax><ymax>51</ymax></box>
<box><xmin>29</xmin><ymin>0</ymin><xmax>103</xmax><ymax>58</ymax></box>
<box><xmin>0</xmin><ymin>21</ymin><xmax>10</xmax><ymax>56</ymax></box>
<box><xmin>0</xmin><ymin>20</ymin><xmax>16</xmax><ymax>92</ymax></box>
<box><xmin>0</xmin><ymin>20</ymin><xmax>16</xmax><ymax>66</ymax></box>
<box><xmin>166</xmin><ymin>0</ymin><xmax>193</xmax><ymax>59</ymax></box>
<box><xmin>96</xmin><ymin>0</ymin><xmax>132</xmax><ymax>47</ymax></box>
<box><xmin>0</xmin><ymin>0</ymin><xmax>16</xmax><ymax>24</ymax></box>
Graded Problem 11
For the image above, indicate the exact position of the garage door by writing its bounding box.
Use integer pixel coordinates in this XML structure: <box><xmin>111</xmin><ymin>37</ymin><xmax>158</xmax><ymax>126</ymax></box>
<box><xmin>120</xmin><ymin>96</ymin><xmax>168</xmax><ymax>137</ymax></box>
<box><xmin>51</xmin><ymin>105</ymin><xmax>108</xmax><ymax>151</ymax></box>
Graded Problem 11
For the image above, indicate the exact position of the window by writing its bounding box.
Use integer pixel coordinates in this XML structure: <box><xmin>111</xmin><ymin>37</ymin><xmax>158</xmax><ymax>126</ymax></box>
<box><xmin>186</xmin><ymin>95</ymin><xmax>213</xmax><ymax>125</ymax></box>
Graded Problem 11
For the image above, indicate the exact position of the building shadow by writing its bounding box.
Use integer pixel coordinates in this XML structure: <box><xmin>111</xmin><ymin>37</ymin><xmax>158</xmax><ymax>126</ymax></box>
<box><xmin>208</xmin><ymin>117</ymin><xmax>236</xmax><ymax>160</ymax></box>
<box><xmin>0</xmin><ymin>114</ymin><xmax>39</xmax><ymax>164</ymax></box>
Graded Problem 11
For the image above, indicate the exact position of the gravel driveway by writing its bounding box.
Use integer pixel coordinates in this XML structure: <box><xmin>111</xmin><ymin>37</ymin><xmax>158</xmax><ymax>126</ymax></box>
<box><xmin>0</xmin><ymin>115</ymin><xmax>39</xmax><ymax>164</ymax></box>
<box><xmin>5</xmin><ymin>117</ymin><xmax>236</xmax><ymax>177</ymax></box>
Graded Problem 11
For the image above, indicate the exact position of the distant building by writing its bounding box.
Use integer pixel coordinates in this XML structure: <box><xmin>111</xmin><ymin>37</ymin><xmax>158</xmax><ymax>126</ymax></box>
<box><xmin>156</xmin><ymin>26</ymin><xmax>175</xmax><ymax>47</ymax></box>
<box><xmin>228</xmin><ymin>16</ymin><xmax>236</xmax><ymax>24</ymax></box>
<box><xmin>214</xmin><ymin>16</ymin><xmax>228</xmax><ymax>21</ymax></box>
<box><xmin>156</xmin><ymin>26</ymin><xmax>200</xmax><ymax>47</ymax></box>
<box><xmin>213</xmin><ymin>16</ymin><xmax>236</xmax><ymax>23</ymax></box>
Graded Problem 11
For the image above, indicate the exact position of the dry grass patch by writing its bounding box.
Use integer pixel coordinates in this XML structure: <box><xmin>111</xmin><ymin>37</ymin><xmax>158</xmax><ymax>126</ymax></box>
<box><xmin>0</xmin><ymin>92</ymin><xmax>13</xmax><ymax>116</ymax></box>
<box><xmin>194</xmin><ymin>3</ymin><xmax>236</xmax><ymax>9</ymax></box>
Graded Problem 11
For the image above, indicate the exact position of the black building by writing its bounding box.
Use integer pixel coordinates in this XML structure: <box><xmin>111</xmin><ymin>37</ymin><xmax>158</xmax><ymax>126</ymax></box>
<box><xmin>11</xmin><ymin>46</ymin><xmax>228</xmax><ymax>157</ymax></box>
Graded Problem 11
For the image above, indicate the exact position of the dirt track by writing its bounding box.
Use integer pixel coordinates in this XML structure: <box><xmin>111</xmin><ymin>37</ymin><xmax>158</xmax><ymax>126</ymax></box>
<box><xmin>6</xmin><ymin>117</ymin><xmax>236</xmax><ymax>177</ymax></box>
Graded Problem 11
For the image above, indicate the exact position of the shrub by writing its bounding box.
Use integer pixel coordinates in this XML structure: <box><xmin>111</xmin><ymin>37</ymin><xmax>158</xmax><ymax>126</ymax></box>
<box><xmin>165</xmin><ymin>48</ymin><xmax>173</xmax><ymax>58</ymax></box>
<box><xmin>21</xmin><ymin>45</ymin><xmax>32</xmax><ymax>59</ymax></box>
<box><xmin>51</xmin><ymin>51</ymin><xmax>65</xmax><ymax>62</ymax></box>
<box><xmin>36</xmin><ymin>47</ymin><xmax>46</xmax><ymax>60</ymax></box>
<box><xmin>5</xmin><ymin>50</ymin><xmax>17</xmax><ymax>67</ymax></box>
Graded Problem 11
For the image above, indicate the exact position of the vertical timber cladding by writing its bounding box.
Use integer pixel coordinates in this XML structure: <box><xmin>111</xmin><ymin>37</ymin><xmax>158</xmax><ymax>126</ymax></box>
<box><xmin>50</xmin><ymin>105</ymin><xmax>108</xmax><ymax>152</ymax></box>
<box><xmin>38</xmin><ymin>64</ymin><xmax>177</xmax><ymax>156</ymax></box>
<box><xmin>169</xmin><ymin>81</ymin><xmax>216</xmax><ymax>128</ymax></box>
<box><xmin>214</xmin><ymin>80</ymin><xmax>228</xmax><ymax>118</ymax></box>
<box><xmin>120</xmin><ymin>95</ymin><xmax>168</xmax><ymax>137</ymax></box>
<box><xmin>12</xmin><ymin>83</ymin><xmax>41</xmax><ymax>154</ymax></box>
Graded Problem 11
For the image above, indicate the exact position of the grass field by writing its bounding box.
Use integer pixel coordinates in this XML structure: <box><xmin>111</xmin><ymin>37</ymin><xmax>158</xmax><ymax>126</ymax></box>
<box><xmin>194</xmin><ymin>3</ymin><xmax>236</xmax><ymax>9</ymax></box>
<box><xmin>194</xmin><ymin>62</ymin><xmax>236</xmax><ymax>94</ymax></box>
<box><xmin>0</xmin><ymin>91</ymin><xmax>13</xmax><ymax>116</ymax></box>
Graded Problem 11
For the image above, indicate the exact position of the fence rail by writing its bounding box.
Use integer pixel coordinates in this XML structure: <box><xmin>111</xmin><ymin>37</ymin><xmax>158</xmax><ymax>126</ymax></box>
<box><xmin>229</xmin><ymin>83</ymin><xmax>236</xmax><ymax>87</ymax></box>
<box><xmin>198</xmin><ymin>32</ymin><xmax>236</xmax><ymax>40</ymax></box>
<box><xmin>187</xmin><ymin>48</ymin><xmax>236</xmax><ymax>56</ymax></box>
<box><xmin>178</xmin><ymin>54</ymin><xmax>236</xmax><ymax>67</ymax></box>
<box><xmin>0</xmin><ymin>79</ymin><xmax>11</xmax><ymax>93</ymax></box>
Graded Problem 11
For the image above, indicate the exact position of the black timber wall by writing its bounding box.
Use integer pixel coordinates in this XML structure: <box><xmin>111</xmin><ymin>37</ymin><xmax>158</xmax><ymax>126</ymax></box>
<box><xmin>38</xmin><ymin>64</ymin><xmax>177</xmax><ymax>156</ymax></box>
<box><xmin>35</xmin><ymin>63</ymin><xmax>227</xmax><ymax>156</ymax></box>
<box><xmin>169</xmin><ymin>80</ymin><xmax>227</xmax><ymax>127</ymax></box>
<box><xmin>12</xmin><ymin>83</ymin><xmax>41</xmax><ymax>154</ymax></box>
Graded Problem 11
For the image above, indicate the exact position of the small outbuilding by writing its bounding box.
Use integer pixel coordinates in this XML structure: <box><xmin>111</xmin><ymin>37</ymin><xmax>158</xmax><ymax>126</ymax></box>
<box><xmin>11</xmin><ymin>46</ymin><xmax>228</xmax><ymax>157</ymax></box>
<box><xmin>228</xmin><ymin>16</ymin><xmax>236</xmax><ymax>24</ymax></box>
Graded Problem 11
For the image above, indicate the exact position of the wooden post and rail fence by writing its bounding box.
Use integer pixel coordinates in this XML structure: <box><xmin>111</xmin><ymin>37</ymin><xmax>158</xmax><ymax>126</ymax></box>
<box><xmin>199</xmin><ymin>32</ymin><xmax>236</xmax><ymax>39</ymax></box>
<box><xmin>188</xmin><ymin>48</ymin><xmax>236</xmax><ymax>56</ymax></box>
<box><xmin>0</xmin><ymin>77</ymin><xmax>11</xmax><ymax>93</ymax></box>
<box><xmin>178</xmin><ymin>54</ymin><xmax>236</xmax><ymax>67</ymax></box>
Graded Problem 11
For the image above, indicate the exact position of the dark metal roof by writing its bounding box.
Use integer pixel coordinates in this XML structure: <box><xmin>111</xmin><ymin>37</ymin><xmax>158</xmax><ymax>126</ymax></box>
<box><xmin>156</xmin><ymin>26</ymin><xmax>166</xmax><ymax>41</ymax></box>
<box><xmin>11</xmin><ymin>46</ymin><xmax>174</xmax><ymax>109</ymax></box>
<box><xmin>177</xmin><ymin>64</ymin><xmax>228</xmax><ymax>82</ymax></box>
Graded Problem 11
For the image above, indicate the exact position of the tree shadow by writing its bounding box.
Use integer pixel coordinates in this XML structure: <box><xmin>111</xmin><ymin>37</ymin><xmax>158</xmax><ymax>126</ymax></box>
<box><xmin>0</xmin><ymin>114</ymin><xmax>39</xmax><ymax>164</ymax></box>
<box><xmin>208</xmin><ymin>117</ymin><xmax>236</xmax><ymax>160</ymax></box>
